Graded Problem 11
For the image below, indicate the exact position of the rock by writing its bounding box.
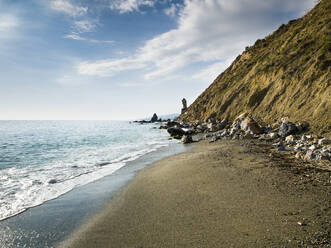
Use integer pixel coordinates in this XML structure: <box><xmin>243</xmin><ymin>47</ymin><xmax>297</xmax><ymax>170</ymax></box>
<box><xmin>181</xmin><ymin>135</ymin><xmax>193</xmax><ymax>144</ymax></box>
<box><xmin>218</xmin><ymin>119</ymin><xmax>227</xmax><ymax>130</ymax></box>
<box><xmin>232</xmin><ymin>113</ymin><xmax>248</xmax><ymax>129</ymax></box>
<box><xmin>207</xmin><ymin>123</ymin><xmax>219</xmax><ymax>132</ymax></box>
<box><xmin>48</xmin><ymin>179</ymin><xmax>57</xmax><ymax>184</ymax></box>
<box><xmin>278</xmin><ymin>122</ymin><xmax>297</xmax><ymax>137</ymax></box>
<box><xmin>297</xmin><ymin>221</ymin><xmax>307</xmax><ymax>226</ymax></box>
<box><xmin>299</xmin><ymin>121</ymin><xmax>309</xmax><ymax>131</ymax></box>
<box><xmin>315</xmin><ymin>152</ymin><xmax>330</xmax><ymax>161</ymax></box>
<box><xmin>151</xmin><ymin>113</ymin><xmax>158</xmax><ymax>122</ymax></box>
<box><xmin>236</xmin><ymin>112</ymin><xmax>249</xmax><ymax>121</ymax></box>
<box><xmin>309</xmin><ymin>144</ymin><xmax>318</xmax><ymax>150</ymax></box>
<box><xmin>304</xmin><ymin>151</ymin><xmax>315</xmax><ymax>161</ymax></box>
<box><xmin>167</xmin><ymin>127</ymin><xmax>186</xmax><ymax>139</ymax></box>
<box><xmin>181</xmin><ymin>98</ymin><xmax>188</xmax><ymax>114</ymax></box>
<box><xmin>167</xmin><ymin>121</ymin><xmax>180</xmax><ymax>128</ymax></box>
<box><xmin>277</xmin><ymin>146</ymin><xmax>286</xmax><ymax>151</ymax></box>
<box><xmin>268</xmin><ymin>132</ymin><xmax>278</xmax><ymax>139</ymax></box>
<box><xmin>206</xmin><ymin>112</ymin><xmax>217</xmax><ymax>123</ymax></box>
<box><xmin>240</xmin><ymin>117</ymin><xmax>263</xmax><ymax>134</ymax></box>
<box><xmin>296</xmin><ymin>124</ymin><xmax>303</xmax><ymax>133</ymax></box>
<box><xmin>243</xmin><ymin>132</ymin><xmax>254</xmax><ymax>139</ymax></box>
<box><xmin>285</xmin><ymin>135</ymin><xmax>296</xmax><ymax>144</ymax></box>
<box><xmin>220</xmin><ymin>130</ymin><xmax>228</xmax><ymax>137</ymax></box>
<box><xmin>209</xmin><ymin>136</ymin><xmax>220</xmax><ymax>143</ymax></box>
<box><xmin>295</xmin><ymin>152</ymin><xmax>304</xmax><ymax>159</ymax></box>
<box><xmin>318</xmin><ymin>138</ymin><xmax>331</xmax><ymax>145</ymax></box>
<box><xmin>281</xmin><ymin>116</ymin><xmax>289</xmax><ymax>123</ymax></box>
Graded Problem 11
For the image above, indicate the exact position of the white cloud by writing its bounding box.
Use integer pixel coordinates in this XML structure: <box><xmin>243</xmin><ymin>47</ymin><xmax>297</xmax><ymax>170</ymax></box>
<box><xmin>64</xmin><ymin>34</ymin><xmax>86</xmax><ymax>40</ymax></box>
<box><xmin>164</xmin><ymin>3</ymin><xmax>179</xmax><ymax>17</ymax></box>
<box><xmin>50</xmin><ymin>0</ymin><xmax>88</xmax><ymax>17</ymax></box>
<box><xmin>74</xmin><ymin>20</ymin><xmax>97</xmax><ymax>32</ymax></box>
<box><xmin>77</xmin><ymin>0</ymin><xmax>315</xmax><ymax>80</ymax></box>
<box><xmin>110</xmin><ymin>0</ymin><xmax>155</xmax><ymax>13</ymax></box>
<box><xmin>64</xmin><ymin>34</ymin><xmax>114</xmax><ymax>43</ymax></box>
<box><xmin>77</xmin><ymin>58</ymin><xmax>146</xmax><ymax>77</ymax></box>
<box><xmin>0</xmin><ymin>14</ymin><xmax>19</xmax><ymax>32</ymax></box>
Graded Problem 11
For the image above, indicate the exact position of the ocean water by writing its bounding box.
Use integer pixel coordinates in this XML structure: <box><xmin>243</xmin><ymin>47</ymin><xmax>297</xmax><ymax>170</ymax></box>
<box><xmin>0</xmin><ymin>120</ymin><xmax>173</xmax><ymax>221</ymax></box>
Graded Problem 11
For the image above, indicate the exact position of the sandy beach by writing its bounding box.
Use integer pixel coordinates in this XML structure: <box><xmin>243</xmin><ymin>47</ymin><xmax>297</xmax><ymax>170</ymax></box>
<box><xmin>61</xmin><ymin>140</ymin><xmax>330</xmax><ymax>248</ymax></box>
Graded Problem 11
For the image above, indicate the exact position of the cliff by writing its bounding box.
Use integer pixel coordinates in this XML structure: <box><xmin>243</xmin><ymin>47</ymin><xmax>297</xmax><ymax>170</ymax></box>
<box><xmin>180</xmin><ymin>0</ymin><xmax>331</xmax><ymax>137</ymax></box>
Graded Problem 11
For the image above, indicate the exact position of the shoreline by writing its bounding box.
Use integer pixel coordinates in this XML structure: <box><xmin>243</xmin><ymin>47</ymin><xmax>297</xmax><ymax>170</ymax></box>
<box><xmin>61</xmin><ymin>139</ymin><xmax>330</xmax><ymax>247</ymax></box>
<box><xmin>0</xmin><ymin>142</ymin><xmax>191</xmax><ymax>248</ymax></box>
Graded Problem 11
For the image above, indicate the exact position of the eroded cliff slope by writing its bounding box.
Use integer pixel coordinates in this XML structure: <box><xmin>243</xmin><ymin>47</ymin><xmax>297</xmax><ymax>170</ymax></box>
<box><xmin>181</xmin><ymin>0</ymin><xmax>331</xmax><ymax>137</ymax></box>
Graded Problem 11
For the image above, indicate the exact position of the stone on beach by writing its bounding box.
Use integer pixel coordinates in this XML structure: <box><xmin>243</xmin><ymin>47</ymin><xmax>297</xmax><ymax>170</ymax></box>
<box><xmin>240</xmin><ymin>117</ymin><xmax>263</xmax><ymax>134</ymax></box>
<box><xmin>318</xmin><ymin>138</ymin><xmax>331</xmax><ymax>145</ymax></box>
<box><xmin>278</xmin><ymin>122</ymin><xmax>297</xmax><ymax>137</ymax></box>
<box><xmin>181</xmin><ymin>135</ymin><xmax>193</xmax><ymax>144</ymax></box>
<box><xmin>167</xmin><ymin>127</ymin><xmax>186</xmax><ymax>139</ymax></box>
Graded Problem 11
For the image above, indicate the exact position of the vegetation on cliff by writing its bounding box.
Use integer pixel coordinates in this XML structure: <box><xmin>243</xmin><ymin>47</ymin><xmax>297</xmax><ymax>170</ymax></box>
<box><xmin>181</xmin><ymin>0</ymin><xmax>330</xmax><ymax>137</ymax></box>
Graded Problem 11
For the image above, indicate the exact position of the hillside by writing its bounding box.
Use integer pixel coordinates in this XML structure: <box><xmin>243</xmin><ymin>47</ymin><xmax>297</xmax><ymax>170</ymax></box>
<box><xmin>180</xmin><ymin>0</ymin><xmax>331</xmax><ymax>137</ymax></box>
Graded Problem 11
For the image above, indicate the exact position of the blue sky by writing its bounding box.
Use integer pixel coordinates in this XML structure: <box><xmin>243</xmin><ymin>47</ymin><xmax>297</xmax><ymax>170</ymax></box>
<box><xmin>0</xmin><ymin>0</ymin><xmax>315</xmax><ymax>120</ymax></box>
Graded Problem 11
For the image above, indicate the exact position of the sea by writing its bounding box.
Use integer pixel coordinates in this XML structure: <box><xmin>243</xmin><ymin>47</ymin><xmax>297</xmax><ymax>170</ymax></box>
<box><xmin>0</xmin><ymin>120</ymin><xmax>175</xmax><ymax>221</ymax></box>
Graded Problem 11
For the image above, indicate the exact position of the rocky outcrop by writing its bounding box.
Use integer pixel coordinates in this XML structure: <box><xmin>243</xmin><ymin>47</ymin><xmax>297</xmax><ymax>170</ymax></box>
<box><xmin>167</xmin><ymin>127</ymin><xmax>186</xmax><ymax>139</ymax></box>
<box><xmin>181</xmin><ymin>135</ymin><xmax>193</xmax><ymax>144</ymax></box>
<box><xmin>164</xmin><ymin>112</ymin><xmax>331</xmax><ymax>164</ymax></box>
<box><xmin>181</xmin><ymin>98</ymin><xmax>188</xmax><ymax>115</ymax></box>
<box><xmin>151</xmin><ymin>113</ymin><xmax>158</xmax><ymax>123</ymax></box>
<box><xmin>180</xmin><ymin>0</ymin><xmax>331</xmax><ymax>138</ymax></box>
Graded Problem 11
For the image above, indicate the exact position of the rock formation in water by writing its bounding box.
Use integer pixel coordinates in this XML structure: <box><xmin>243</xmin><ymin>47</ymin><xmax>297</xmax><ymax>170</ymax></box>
<box><xmin>181</xmin><ymin>98</ymin><xmax>187</xmax><ymax>115</ymax></box>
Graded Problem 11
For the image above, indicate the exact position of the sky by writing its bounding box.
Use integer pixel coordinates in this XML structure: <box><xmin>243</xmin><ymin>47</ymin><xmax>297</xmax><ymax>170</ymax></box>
<box><xmin>0</xmin><ymin>0</ymin><xmax>316</xmax><ymax>120</ymax></box>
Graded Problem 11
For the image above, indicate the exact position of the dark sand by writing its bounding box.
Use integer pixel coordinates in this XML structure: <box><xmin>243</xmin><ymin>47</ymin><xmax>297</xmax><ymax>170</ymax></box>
<box><xmin>61</xmin><ymin>140</ymin><xmax>330</xmax><ymax>248</ymax></box>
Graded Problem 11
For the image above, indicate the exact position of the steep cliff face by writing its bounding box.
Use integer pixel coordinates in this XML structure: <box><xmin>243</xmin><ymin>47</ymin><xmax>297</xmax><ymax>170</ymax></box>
<box><xmin>181</xmin><ymin>0</ymin><xmax>331</xmax><ymax>137</ymax></box>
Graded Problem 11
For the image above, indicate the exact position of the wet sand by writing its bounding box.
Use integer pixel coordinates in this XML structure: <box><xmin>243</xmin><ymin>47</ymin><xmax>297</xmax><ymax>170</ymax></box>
<box><xmin>61</xmin><ymin>140</ymin><xmax>330</xmax><ymax>248</ymax></box>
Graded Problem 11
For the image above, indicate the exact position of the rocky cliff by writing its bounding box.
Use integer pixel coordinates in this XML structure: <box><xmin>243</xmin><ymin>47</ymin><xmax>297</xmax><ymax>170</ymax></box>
<box><xmin>180</xmin><ymin>0</ymin><xmax>331</xmax><ymax>137</ymax></box>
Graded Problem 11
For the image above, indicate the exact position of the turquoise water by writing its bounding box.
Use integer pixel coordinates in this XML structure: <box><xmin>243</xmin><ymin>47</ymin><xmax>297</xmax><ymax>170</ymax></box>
<box><xmin>0</xmin><ymin>121</ymin><xmax>173</xmax><ymax>221</ymax></box>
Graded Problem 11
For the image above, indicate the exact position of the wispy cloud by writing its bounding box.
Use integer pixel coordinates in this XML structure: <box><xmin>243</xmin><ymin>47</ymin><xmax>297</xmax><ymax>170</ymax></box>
<box><xmin>164</xmin><ymin>3</ymin><xmax>180</xmax><ymax>17</ymax></box>
<box><xmin>74</xmin><ymin>20</ymin><xmax>97</xmax><ymax>32</ymax></box>
<box><xmin>77</xmin><ymin>0</ymin><xmax>315</xmax><ymax>80</ymax></box>
<box><xmin>50</xmin><ymin>0</ymin><xmax>88</xmax><ymax>17</ymax></box>
<box><xmin>77</xmin><ymin>58</ymin><xmax>146</xmax><ymax>77</ymax></box>
<box><xmin>110</xmin><ymin>0</ymin><xmax>155</xmax><ymax>13</ymax></box>
<box><xmin>64</xmin><ymin>34</ymin><xmax>114</xmax><ymax>43</ymax></box>
<box><xmin>0</xmin><ymin>14</ymin><xmax>19</xmax><ymax>32</ymax></box>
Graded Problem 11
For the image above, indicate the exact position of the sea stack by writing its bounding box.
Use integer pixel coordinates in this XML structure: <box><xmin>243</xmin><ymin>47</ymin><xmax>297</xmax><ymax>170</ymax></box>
<box><xmin>181</xmin><ymin>98</ymin><xmax>187</xmax><ymax>115</ymax></box>
<box><xmin>151</xmin><ymin>113</ymin><xmax>158</xmax><ymax>122</ymax></box>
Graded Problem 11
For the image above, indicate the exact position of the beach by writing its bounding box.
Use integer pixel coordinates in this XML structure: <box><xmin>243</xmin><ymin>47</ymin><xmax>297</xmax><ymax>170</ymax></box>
<box><xmin>61</xmin><ymin>139</ymin><xmax>331</xmax><ymax>247</ymax></box>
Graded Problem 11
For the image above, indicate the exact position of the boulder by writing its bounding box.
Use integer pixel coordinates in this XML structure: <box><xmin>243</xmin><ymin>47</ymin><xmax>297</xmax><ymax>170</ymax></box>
<box><xmin>207</xmin><ymin>123</ymin><xmax>218</xmax><ymax>132</ymax></box>
<box><xmin>167</xmin><ymin>127</ymin><xmax>186</xmax><ymax>139</ymax></box>
<box><xmin>304</xmin><ymin>151</ymin><xmax>315</xmax><ymax>161</ymax></box>
<box><xmin>240</xmin><ymin>117</ymin><xmax>263</xmax><ymax>134</ymax></box>
<box><xmin>166</xmin><ymin>121</ymin><xmax>180</xmax><ymax>128</ymax></box>
<box><xmin>243</xmin><ymin>132</ymin><xmax>254</xmax><ymax>139</ymax></box>
<box><xmin>268</xmin><ymin>132</ymin><xmax>278</xmax><ymax>139</ymax></box>
<box><xmin>181</xmin><ymin>135</ymin><xmax>193</xmax><ymax>144</ymax></box>
<box><xmin>48</xmin><ymin>179</ymin><xmax>57</xmax><ymax>184</ymax></box>
<box><xmin>285</xmin><ymin>135</ymin><xmax>295</xmax><ymax>144</ymax></box>
<box><xmin>218</xmin><ymin>119</ymin><xmax>227</xmax><ymax>130</ymax></box>
<box><xmin>298</xmin><ymin>121</ymin><xmax>309</xmax><ymax>132</ymax></box>
<box><xmin>278</xmin><ymin>122</ymin><xmax>297</xmax><ymax>137</ymax></box>
<box><xmin>318</xmin><ymin>138</ymin><xmax>331</xmax><ymax>145</ymax></box>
